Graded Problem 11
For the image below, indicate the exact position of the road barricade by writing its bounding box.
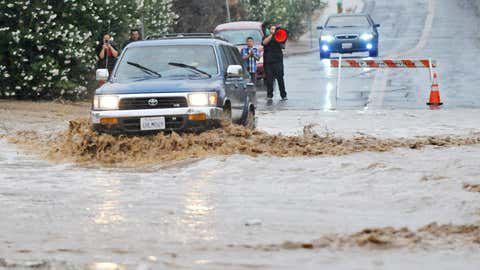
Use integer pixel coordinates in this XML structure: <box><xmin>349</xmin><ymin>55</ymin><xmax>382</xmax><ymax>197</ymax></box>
<box><xmin>330</xmin><ymin>56</ymin><xmax>440</xmax><ymax>108</ymax></box>
<box><xmin>331</xmin><ymin>59</ymin><xmax>436</xmax><ymax>69</ymax></box>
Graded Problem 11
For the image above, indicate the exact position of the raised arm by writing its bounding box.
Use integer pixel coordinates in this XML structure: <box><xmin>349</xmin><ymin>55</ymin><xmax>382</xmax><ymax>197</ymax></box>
<box><xmin>98</xmin><ymin>44</ymin><xmax>107</xmax><ymax>60</ymax></box>
<box><xmin>262</xmin><ymin>34</ymin><xmax>273</xmax><ymax>46</ymax></box>
<box><xmin>109</xmin><ymin>45</ymin><xmax>119</xmax><ymax>58</ymax></box>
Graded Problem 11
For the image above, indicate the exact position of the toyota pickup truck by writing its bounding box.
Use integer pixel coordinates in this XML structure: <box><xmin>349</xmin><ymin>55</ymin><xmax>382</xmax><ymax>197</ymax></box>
<box><xmin>92</xmin><ymin>34</ymin><xmax>256</xmax><ymax>134</ymax></box>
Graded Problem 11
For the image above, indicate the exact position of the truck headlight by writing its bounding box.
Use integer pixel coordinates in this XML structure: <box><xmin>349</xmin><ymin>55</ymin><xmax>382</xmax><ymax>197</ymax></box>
<box><xmin>93</xmin><ymin>95</ymin><xmax>119</xmax><ymax>110</ymax></box>
<box><xmin>188</xmin><ymin>92</ymin><xmax>217</xmax><ymax>107</ymax></box>
<box><xmin>360</xmin><ymin>33</ymin><xmax>374</xmax><ymax>41</ymax></box>
<box><xmin>321</xmin><ymin>35</ymin><xmax>335</xmax><ymax>42</ymax></box>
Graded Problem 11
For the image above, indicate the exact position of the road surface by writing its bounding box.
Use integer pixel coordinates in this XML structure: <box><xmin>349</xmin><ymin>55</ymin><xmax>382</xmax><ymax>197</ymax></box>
<box><xmin>1</xmin><ymin>1</ymin><xmax>480</xmax><ymax>270</ymax></box>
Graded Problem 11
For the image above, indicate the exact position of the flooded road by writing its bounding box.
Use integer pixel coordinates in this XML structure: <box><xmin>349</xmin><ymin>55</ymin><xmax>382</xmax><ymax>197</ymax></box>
<box><xmin>1</xmin><ymin>105</ymin><xmax>480</xmax><ymax>269</ymax></box>
<box><xmin>2</xmin><ymin>0</ymin><xmax>480</xmax><ymax>269</ymax></box>
<box><xmin>2</xmin><ymin>138</ymin><xmax>480</xmax><ymax>269</ymax></box>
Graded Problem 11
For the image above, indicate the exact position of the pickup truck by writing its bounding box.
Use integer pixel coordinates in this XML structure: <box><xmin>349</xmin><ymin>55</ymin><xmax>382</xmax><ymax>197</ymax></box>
<box><xmin>91</xmin><ymin>34</ymin><xmax>256</xmax><ymax>134</ymax></box>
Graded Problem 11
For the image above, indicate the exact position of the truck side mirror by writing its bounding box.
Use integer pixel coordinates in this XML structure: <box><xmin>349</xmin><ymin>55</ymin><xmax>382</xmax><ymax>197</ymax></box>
<box><xmin>374</xmin><ymin>23</ymin><xmax>380</xmax><ymax>28</ymax></box>
<box><xmin>226</xmin><ymin>65</ymin><xmax>243</xmax><ymax>78</ymax></box>
<box><xmin>317</xmin><ymin>26</ymin><xmax>324</xmax><ymax>30</ymax></box>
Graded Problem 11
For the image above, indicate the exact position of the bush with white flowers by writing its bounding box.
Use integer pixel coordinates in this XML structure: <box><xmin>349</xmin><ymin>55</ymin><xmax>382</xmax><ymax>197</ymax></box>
<box><xmin>0</xmin><ymin>0</ymin><xmax>177</xmax><ymax>100</ymax></box>
<box><xmin>140</xmin><ymin>0</ymin><xmax>178</xmax><ymax>35</ymax></box>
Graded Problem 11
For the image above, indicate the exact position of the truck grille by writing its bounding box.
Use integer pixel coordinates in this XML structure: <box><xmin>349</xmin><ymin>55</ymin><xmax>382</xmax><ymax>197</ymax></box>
<box><xmin>119</xmin><ymin>97</ymin><xmax>188</xmax><ymax>110</ymax></box>
<box><xmin>335</xmin><ymin>34</ymin><xmax>359</xmax><ymax>40</ymax></box>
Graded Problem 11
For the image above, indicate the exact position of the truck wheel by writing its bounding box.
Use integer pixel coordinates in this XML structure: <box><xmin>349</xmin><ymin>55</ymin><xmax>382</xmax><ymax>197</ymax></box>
<box><xmin>222</xmin><ymin>104</ymin><xmax>232</xmax><ymax>126</ymax></box>
<box><xmin>243</xmin><ymin>106</ymin><xmax>256</xmax><ymax>129</ymax></box>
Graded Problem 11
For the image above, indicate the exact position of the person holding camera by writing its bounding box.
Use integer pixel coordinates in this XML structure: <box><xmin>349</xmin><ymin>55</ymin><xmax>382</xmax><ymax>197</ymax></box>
<box><xmin>262</xmin><ymin>25</ymin><xmax>287</xmax><ymax>101</ymax></box>
<box><xmin>240</xmin><ymin>37</ymin><xmax>260</xmax><ymax>83</ymax></box>
<box><xmin>95</xmin><ymin>32</ymin><xmax>119</xmax><ymax>76</ymax></box>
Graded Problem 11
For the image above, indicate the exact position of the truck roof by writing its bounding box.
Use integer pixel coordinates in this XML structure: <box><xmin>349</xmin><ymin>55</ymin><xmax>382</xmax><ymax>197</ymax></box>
<box><xmin>126</xmin><ymin>38</ymin><xmax>231</xmax><ymax>49</ymax></box>
<box><xmin>214</xmin><ymin>21</ymin><xmax>263</xmax><ymax>32</ymax></box>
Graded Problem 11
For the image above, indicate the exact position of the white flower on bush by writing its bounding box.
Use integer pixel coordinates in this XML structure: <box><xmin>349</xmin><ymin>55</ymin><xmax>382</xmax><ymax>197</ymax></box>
<box><xmin>49</xmin><ymin>69</ymin><xmax>59</xmax><ymax>76</ymax></box>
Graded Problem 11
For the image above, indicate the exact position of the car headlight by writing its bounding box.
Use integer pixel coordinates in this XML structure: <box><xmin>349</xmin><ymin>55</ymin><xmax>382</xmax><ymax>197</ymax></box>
<box><xmin>93</xmin><ymin>95</ymin><xmax>119</xmax><ymax>110</ymax></box>
<box><xmin>321</xmin><ymin>35</ymin><xmax>335</xmax><ymax>42</ymax></box>
<box><xmin>188</xmin><ymin>92</ymin><xmax>217</xmax><ymax>107</ymax></box>
<box><xmin>360</xmin><ymin>33</ymin><xmax>374</xmax><ymax>41</ymax></box>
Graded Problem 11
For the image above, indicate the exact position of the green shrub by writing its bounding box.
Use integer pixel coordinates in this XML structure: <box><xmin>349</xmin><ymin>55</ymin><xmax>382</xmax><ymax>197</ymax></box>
<box><xmin>241</xmin><ymin>0</ymin><xmax>326</xmax><ymax>39</ymax></box>
<box><xmin>0</xmin><ymin>0</ymin><xmax>176</xmax><ymax>100</ymax></box>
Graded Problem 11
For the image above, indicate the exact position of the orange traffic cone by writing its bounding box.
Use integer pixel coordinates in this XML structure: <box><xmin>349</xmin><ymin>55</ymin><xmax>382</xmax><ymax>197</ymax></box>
<box><xmin>427</xmin><ymin>72</ymin><xmax>443</xmax><ymax>106</ymax></box>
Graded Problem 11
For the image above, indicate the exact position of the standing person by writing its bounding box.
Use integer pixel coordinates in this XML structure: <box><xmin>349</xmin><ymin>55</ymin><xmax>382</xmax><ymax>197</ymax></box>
<box><xmin>262</xmin><ymin>25</ymin><xmax>287</xmax><ymax>101</ymax></box>
<box><xmin>95</xmin><ymin>32</ymin><xmax>119</xmax><ymax>76</ymax></box>
<box><xmin>240</xmin><ymin>37</ymin><xmax>260</xmax><ymax>83</ymax></box>
<box><xmin>122</xmin><ymin>28</ymin><xmax>142</xmax><ymax>49</ymax></box>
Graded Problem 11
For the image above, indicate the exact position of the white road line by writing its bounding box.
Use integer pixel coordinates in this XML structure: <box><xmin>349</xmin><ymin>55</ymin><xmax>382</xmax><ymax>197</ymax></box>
<box><xmin>366</xmin><ymin>0</ymin><xmax>436</xmax><ymax>109</ymax></box>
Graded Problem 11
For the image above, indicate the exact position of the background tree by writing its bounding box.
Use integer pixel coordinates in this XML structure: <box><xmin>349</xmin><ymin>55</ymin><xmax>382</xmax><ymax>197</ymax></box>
<box><xmin>0</xmin><ymin>0</ymin><xmax>176</xmax><ymax>100</ymax></box>
<box><xmin>241</xmin><ymin>0</ymin><xmax>326</xmax><ymax>39</ymax></box>
<box><xmin>173</xmin><ymin>0</ymin><xmax>244</xmax><ymax>33</ymax></box>
<box><xmin>140</xmin><ymin>0</ymin><xmax>178</xmax><ymax>35</ymax></box>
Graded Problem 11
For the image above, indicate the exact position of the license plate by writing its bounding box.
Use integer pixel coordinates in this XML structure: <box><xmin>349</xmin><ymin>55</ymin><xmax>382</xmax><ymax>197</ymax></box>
<box><xmin>342</xmin><ymin>43</ymin><xmax>353</xmax><ymax>49</ymax></box>
<box><xmin>140</xmin><ymin>117</ymin><xmax>166</xmax><ymax>131</ymax></box>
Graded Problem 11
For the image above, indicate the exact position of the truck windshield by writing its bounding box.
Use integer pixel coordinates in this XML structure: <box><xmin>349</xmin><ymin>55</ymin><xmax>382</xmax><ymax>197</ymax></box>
<box><xmin>114</xmin><ymin>45</ymin><xmax>218</xmax><ymax>82</ymax></box>
<box><xmin>216</xmin><ymin>29</ymin><xmax>263</xmax><ymax>45</ymax></box>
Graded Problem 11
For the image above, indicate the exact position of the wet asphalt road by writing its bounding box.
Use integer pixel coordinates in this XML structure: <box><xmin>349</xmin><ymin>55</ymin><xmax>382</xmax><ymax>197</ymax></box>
<box><xmin>259</xmin><ymin>0</ymin><xmax>480</xmax><ymax>111</ymax></box>
<box><xmin>1</xmin><ymin>0</ymin><xmax>480</xmax><ymax>269</ymax></box>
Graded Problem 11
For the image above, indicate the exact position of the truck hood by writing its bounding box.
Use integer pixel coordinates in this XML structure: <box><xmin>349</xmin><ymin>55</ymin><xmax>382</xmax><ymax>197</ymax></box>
<box><xmin>96</xmin><ymin>78</ymin><xmax>223</xmax><ymax>95</ymax></box>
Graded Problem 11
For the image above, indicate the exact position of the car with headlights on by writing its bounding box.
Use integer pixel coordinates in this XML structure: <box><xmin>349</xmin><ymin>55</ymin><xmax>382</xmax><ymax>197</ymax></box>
<box><xmin>317</xmin><ymin>14</ymin><xmax>380</xmax><ymax>59</ymax></box>
<box><xmin>91</xmin><ymin>34</ymin><xmax>256</xmax><ymax>134</ymax></box>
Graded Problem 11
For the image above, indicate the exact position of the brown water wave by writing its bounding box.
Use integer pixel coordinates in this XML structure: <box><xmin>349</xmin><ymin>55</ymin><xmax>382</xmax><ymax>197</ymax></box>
<box><xmin>6</xmin><ymin>118</ymin><xmax>480</xmax><ymax>167</ymax></box>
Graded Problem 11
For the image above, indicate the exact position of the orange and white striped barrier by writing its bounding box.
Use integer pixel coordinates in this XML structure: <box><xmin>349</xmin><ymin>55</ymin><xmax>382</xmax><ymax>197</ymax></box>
<box><xmin>330</xmin><ymin>56</ymin><xmax>440</xmax><ymax>108</ymax></box>
<box><xmin>330</xmin><ymin>59</ymin><xmax>437</xmax><ymax>69</ymax></box>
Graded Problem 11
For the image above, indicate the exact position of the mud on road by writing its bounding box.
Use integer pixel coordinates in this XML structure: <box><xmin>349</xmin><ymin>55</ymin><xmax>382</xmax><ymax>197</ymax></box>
<box><xmin>242</xmin><ymin>222</ymin><xmax>480</xmax><ymax>251</ymax></box>
<box><xmin>4</xmin><ymin>117</ymin><xmax>480</xmax><ymax>167</ymax></box>
<box><xmin>2</xmin><ymin>101</ymin><xmax>480</xmax><ymax>168</ymax></box>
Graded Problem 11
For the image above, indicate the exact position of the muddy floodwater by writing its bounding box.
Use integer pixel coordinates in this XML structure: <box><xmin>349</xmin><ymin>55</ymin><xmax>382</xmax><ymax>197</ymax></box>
<box><xmin>1</xmin><ymin>102</ymin><xmax>480</xmax><ymax>270</ymax></box>
<box><xmin>6</xmin><ymin>118</ymin><xmax>480</xmax><ymax>167</ymax></box>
